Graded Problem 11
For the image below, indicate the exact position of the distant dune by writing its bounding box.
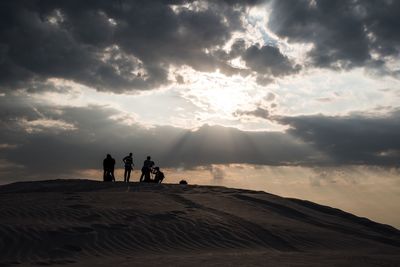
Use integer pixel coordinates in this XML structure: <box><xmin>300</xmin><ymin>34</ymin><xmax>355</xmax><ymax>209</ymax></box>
<box><xmin>0</xmin><ymin>180</ymin><xmax>399</xmax><ymax>266</ymax></box>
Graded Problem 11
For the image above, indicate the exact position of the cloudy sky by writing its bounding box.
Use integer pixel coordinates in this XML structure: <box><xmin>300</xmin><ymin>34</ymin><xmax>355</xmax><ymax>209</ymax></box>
<box><xmin>1</xmin><ymin>0</ymin><xmax>400</xmax><ymax>227</ymax></box>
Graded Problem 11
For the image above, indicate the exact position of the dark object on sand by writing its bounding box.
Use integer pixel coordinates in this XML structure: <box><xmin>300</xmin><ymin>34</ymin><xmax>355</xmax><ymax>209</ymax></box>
<box><xmin>179</xmin><ymin>180</ymin><xmax>188</xmax><ymax>185</ymax></box>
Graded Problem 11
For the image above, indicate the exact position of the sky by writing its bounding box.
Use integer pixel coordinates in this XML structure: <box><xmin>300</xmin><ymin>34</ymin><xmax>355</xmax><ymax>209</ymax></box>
<box><xmin>1</xmin><ymin>0</ymin><xmax>400</xmax><ymax>227</ymax></box>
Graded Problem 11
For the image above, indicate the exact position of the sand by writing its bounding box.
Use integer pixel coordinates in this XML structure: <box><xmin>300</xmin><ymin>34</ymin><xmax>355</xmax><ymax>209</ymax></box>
<box><xmin>0</xmin><ymin>179</ymin><xmax>399</xmax><ymax>266</ymax></box>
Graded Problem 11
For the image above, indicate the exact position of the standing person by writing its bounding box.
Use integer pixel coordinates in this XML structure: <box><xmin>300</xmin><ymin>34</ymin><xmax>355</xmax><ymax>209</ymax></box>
<box><xmin>103</xmin><ymin>154</ymin><xmax>116</xmax><ymax>182</ymax></box>
<box><xmin>123</xmin><ymin>152</ymin><xmax>134</xmax><ymax>183</ymax></box>
<box><xmin>140</xmin><ymin>156</ymin><xmax>154</xmax><ymax>182</ymax></box>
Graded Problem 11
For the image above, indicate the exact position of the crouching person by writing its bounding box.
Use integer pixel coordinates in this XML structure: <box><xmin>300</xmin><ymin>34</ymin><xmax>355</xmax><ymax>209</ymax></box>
<box><xmin>153</xmin><ymin>167</ymin><xmax>165</xmax><ymax>184</ymax></box>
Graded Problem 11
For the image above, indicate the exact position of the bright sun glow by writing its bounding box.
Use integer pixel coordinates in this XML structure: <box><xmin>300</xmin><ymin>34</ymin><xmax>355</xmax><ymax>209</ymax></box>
<box><xmin>178</xmin><ymin>69</ymin><xmax>263</xmax><ymax>115</ymax></box>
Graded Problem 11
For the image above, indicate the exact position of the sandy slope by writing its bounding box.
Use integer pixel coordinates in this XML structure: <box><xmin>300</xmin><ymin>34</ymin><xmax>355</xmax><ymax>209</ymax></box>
<box><xmin>0</xmin><ymin>180</ymin><xmax>399</xmax><ymax>267</ymax></box>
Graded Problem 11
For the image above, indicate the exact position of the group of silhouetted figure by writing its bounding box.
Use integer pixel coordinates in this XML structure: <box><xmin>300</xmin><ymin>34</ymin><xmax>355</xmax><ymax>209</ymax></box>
<box><xmin>103</xmin><ymin>153</ymin><xmax>164</xmax><ymax>184</ymax></box>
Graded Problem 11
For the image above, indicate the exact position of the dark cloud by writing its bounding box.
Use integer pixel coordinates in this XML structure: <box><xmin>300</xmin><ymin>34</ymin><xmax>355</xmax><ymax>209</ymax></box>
<box><xmin>0</xmin><ymin>0</ymin><xmax>264</xmax><ymax>93</ymax></box>
<box><xmin>0</xmin><ymin>94</ymin><xmax>316</xmax><ymax>181</ymax></box>
<box><xmin>2</xmin><ymin>0</ymin><xmax>400</xmax><ymax>93</ymax></box>
<box><xmin>1</xmin><ymin>91</ymin><xmax>400</xmax><ymax>182</ymax></box>
<box><xmin>231</xmin><ymin>104</ymin><xmax>400</xmax><ymax>167</ymax></box>
<box><xmin>243</xmin><ymin>44</ymin><xmax>301</xmax><ymax>76</ymax></box>
<box><xmin>234</xmin><ymin>107</ymin><xmax>270</xmax><ymax>119</ymax></box>
<box><xmin>268</xmin><ymin>0</ymin><xmax>400</xmax><ymax>71</ymax></box>
<box><xmin>277</xmin><ymin>111</ymin><xmax>400</xmax><ymax>166</ymax></box>
<box><xmin>225</xmin><ymin>40</ymin><xmax>300</xmax><ymax>84</ymax></box>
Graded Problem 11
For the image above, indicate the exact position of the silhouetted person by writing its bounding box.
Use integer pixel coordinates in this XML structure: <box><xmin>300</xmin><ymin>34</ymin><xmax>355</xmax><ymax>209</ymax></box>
<box><xmin>140</xmin><ymin>156</ymin><xmax>154</xmax><ymax>182</ymax></box>
<box><xmin>103</xmin><ymin>154</ymin><xmax>116</xmax><ymax>182</ymax></box>
<box><xmin>153</xmin><ymin>167</ymin><xmax>165</xmax><ymax>184</ymax></box>
<box><xmin>123</xmin><ymin>153</ymin><xmax>134</xmax><ymax>182</ymax></box>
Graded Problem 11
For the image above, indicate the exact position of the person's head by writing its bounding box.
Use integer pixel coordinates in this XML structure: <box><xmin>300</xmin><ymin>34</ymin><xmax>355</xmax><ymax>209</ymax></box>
<box><xmin>155</xmin><ymin>167</ymin><xmax>160</xmax><ymax>171</ymax></box>
<box><xmin>107</xmin><ymin>154</ymin><xmax>111</xmax><ymax>159</ymax></box>
<box><xmin>129</xmin><ymin>153</ymin><xmax>132</xmax><ymax>156</ymax></box>
<box><xmin>147</xmin><ymin>156</ymin><xmax>151</xmax><ymax>160</ymax></box>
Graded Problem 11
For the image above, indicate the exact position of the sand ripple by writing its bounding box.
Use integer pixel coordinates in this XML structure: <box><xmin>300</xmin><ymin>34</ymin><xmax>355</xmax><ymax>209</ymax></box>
<box><xmin>0</xmin><ymin>180</ymin><xmax>399</xmax><ymax>266</ymax></box>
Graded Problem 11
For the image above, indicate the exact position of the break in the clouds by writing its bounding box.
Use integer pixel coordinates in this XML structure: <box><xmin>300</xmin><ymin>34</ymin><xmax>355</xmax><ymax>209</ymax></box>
<box><xmin>1</xmin><ymin>0</ymin><xmax>400</xmax><ymax>182</ymax></box>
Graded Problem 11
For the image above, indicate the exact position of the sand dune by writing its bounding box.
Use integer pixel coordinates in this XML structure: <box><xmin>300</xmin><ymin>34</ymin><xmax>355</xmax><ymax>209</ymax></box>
<box><xmin>0</xmin><ymin>179</ymin><xmax>399</xmax><ymax>266</ymax></box>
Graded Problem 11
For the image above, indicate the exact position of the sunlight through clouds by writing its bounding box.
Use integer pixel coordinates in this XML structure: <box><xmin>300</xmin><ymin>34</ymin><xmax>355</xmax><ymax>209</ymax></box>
<box><xmin>179</xmin><ymin>70</ymin><xmax>257</xmax><ymax>114</ymax></box>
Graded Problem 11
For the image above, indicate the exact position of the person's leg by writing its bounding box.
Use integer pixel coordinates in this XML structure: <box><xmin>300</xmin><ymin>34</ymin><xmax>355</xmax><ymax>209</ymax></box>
<box><xmin>105</xmin><ymin>170</ymin><xmax>111</xmax><ymax>181</ymax></box>
<box><xmin>140</xmin><ymin>170</ymin><xmax>144</xmax><ymax>182</ymax></box>
<box><xmin>127</xmin><ymin>169</ymin><xmax>131</xmax><ymax>182</ymax></box>
<box><xmin>111</xmin><ymin>169</ymin><xmax>115</xmax><ymax>181</ymax></box>
<box><xmin>103</xmin><ymin>170</ymin><xmax>107</xmax><ymax>181</ymax></box>
<box><xmin>144</xmin><ymin>170</ymin><xmax>150</xmax><ymax>182</ymax></box>
<box><xmin>124</xmin><ymin>169</ymin><xmax>127</xmax><ymax>182</ymax></box>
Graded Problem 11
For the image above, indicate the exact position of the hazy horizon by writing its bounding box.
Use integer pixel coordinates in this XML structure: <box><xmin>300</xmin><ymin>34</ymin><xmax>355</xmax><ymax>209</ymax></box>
<box><xmin>1</xmin><ymin>0</ymin><xmax>400</xmax><ymax>228</ymax></box>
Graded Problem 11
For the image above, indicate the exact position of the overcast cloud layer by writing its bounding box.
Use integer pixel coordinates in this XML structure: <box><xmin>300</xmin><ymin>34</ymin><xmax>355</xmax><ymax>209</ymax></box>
<box><xmin>0</xmin><ymin>0</ymin><xmax>271</xmax><ymax>92</ymax></box>
<box><xmin>2</xmin><ymin>0</ymin><xmax>399</xmax><ymax>93</ymax></box>
<box><xmin>1</xmin><ymin>0</ymin><xmax>400</xmax><ymax>180</ymax></box>
<box><xmin>1</xmin><ymin>94</ymin><xmax>399</xmax><ymax>180</ymax></box>
<box><xmin>269</xmin><ymin>0</ymin><xmax>400</xmax><ymax>72</ymax></box>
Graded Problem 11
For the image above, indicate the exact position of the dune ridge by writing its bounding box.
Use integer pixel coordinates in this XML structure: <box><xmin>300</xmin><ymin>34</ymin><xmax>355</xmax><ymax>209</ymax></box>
<box><xmin>0</xmin><ymin>179</ymin><xmax>399</xmax><ymax>266</ymax></box>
